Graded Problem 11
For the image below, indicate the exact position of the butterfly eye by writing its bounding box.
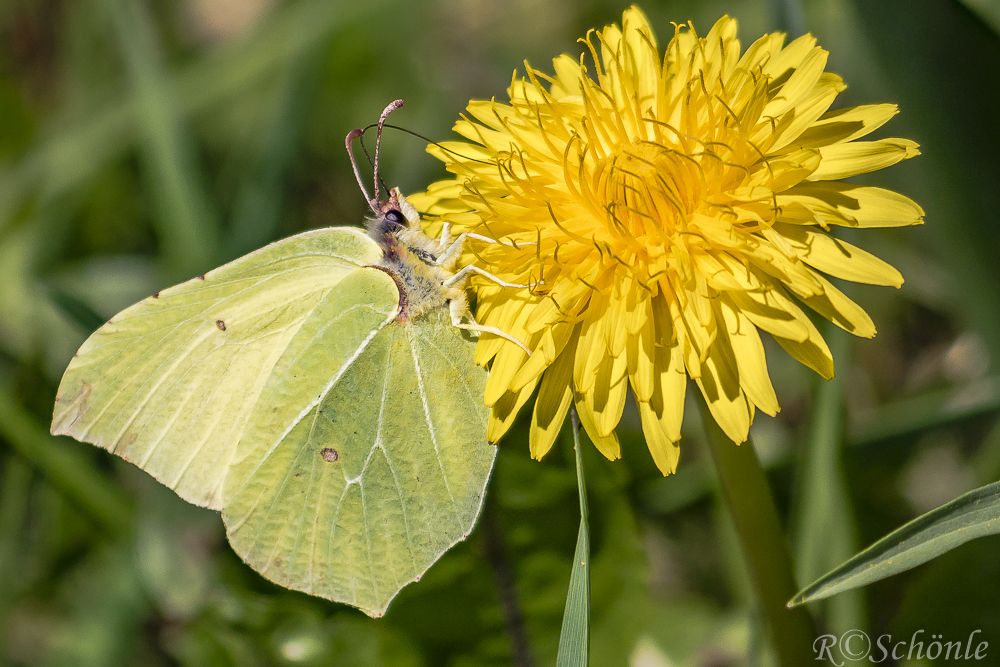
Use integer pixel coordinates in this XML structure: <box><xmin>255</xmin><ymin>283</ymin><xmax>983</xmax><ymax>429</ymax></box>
<box><xmin>384</xmin><ymin>209</ymin><xmax>405</xmax><ymax>227</ymax></box>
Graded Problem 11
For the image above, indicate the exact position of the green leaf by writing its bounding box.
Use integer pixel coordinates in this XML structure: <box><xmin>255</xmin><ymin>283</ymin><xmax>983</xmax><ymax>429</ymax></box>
<box><xmin>789</xmin><ymin>480</ymin><xmax>1000</xmax><ymax>607</ymax></box>
<box><xmin>557</xmin><ymin>408</ymin><xmax>590</xmax><ymax>667</ymax></box>
<box><xmin>958</xmin><ymin>0</ymin><xmax>1000</xmax><ymax>36</ymax></box>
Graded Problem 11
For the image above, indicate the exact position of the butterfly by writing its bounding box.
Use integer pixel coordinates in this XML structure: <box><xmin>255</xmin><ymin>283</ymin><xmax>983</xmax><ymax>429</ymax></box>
<box><xmin>50</xmin><ymin>100</ymin><xmax>528</xmax><ymax>617</ymax></box>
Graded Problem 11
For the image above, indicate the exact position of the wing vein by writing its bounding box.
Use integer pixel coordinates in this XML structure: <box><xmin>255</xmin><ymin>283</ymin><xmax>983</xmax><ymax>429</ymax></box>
<box><xmin>373</xmin><ymin>352</ymin><xmax>418</xmax><ymax>571</ymax></box>
<box><xmin>405</xmin><ymin>326</ymin><xmax>460</xmax><ymax>519</ymax></box>
<box><xmin>239</xmin><ymin>304</ymin><xmax>396</xmax><ymax>490</ymax></box>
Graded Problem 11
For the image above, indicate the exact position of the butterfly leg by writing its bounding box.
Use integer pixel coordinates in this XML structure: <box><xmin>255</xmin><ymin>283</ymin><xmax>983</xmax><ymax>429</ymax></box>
<box><xmin>437</xmin><ymin>221</ymin><xmax>452</xmax><ymax>251</ymax></box>
<box><xmin>434</xmin><ymin>232</ymin><xmax>535</xmax><ymax>269</ymax></box>
<box><xmin>449</xmin><ymin>297</ymin><xmax>531</xmax><ymax>355</ymax></box>
<box><xmin>443</xmin><ymin>264</ymin><xmax>532</xmax><ymax>289</ymax></box>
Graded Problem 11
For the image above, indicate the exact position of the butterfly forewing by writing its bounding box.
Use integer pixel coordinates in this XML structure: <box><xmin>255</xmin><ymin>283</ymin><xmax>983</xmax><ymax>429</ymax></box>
<box><xmin>51</xmin><ymin>228</ymin><xmax>383</xmax><ymax>510</ymax></box>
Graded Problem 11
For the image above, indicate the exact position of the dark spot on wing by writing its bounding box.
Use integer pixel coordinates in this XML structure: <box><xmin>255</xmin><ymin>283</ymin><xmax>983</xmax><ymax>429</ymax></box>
<box><xmin>321</xmin><ymin>447</ymin><xmax>339</xmax><ymax>462</ymax></box>
<box><xmin>197</xmin><ymin>274</ymin><xmax>206</xmax><ymax>281</ymax></box>
<box><xmin>152</xmin><ymin>292</ymin><xmax>160</xmax><ymax>299</ymax></box>
<box><xmin>216</xmin><ymin>320</ymin><xmax>226</xmax><ymax>331</ymax></box>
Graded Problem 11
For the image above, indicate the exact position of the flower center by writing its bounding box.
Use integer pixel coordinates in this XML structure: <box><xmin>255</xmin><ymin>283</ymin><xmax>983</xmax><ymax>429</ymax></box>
<box><xmin>594</xmin><ymin>141</ymin><xmax>700</xmax><ymax>243</ymax></box>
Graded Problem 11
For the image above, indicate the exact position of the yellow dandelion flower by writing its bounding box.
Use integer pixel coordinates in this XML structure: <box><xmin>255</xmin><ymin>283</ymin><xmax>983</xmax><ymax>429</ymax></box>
<box><xmin>408</xmin><ymin>7</ymin><xmax>923</xmax><ymax>475</ymax></box>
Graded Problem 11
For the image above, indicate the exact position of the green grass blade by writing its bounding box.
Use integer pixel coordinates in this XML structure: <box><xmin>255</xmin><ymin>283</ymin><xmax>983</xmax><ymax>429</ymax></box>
<box><xmin>103</xmin><ymin>0</ymin><xmax>220</xmax><ymax>279</ymax></box>
<box><xmin>46</xmin><ymin>286</ymin><xmax>107</xmax><ymax>334</ymax></box>
<box><xmin>789</xmin><ymin>480</ymin><xmax>1000</xmax><ymax>607</ymax></box>
<box><xmin>557</xmin><ymin>408</ymin><xmax>590</xmax><ymax>667</ymax></box>
<box><xmin>225</xmin><ymin>49</ymin><xmax>322</xmax><ymax>259</ymax></box>
<box><xmin>792</xmin><ymin>324</ymin><xmax>866</xmax><ymax>633</ymax></box>
<box><xmin>0</xmin><ymin>0</ymin><xmax>385</xmax><ymax>234</ymax></box>
<box><xmin>849</xmin><ymin>374</ymin><xmax>1000</xmax><ymax>446</ymax></box>
<box><xmin>0</xmin><ymin>454</ymin><xmax>31</xmax><ymax>608</ymax></box>
<box><xmin>0</xmin><ymin>383</ymin><xmax>133</xmax><ymax>534</ymax></box>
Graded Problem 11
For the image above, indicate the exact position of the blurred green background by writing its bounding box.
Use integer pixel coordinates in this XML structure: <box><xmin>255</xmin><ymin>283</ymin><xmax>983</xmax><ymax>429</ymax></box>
<box><xmin>1</xmin><ymin>0</ymin><xmax>999</xmax><ymax>665</ymax></box>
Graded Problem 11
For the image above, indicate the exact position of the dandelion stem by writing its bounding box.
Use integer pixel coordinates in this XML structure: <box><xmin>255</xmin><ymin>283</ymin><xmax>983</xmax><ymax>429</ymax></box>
<box><xmin>697</xmin><ymin>396</ymin><xmax>816</xmax><ymax>667</ymax></box>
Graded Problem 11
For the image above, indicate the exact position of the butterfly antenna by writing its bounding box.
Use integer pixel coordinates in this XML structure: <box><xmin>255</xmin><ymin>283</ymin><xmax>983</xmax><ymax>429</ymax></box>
<box><xmin>374</xmin><ymin>99</ymin><xmax>404</xmax><ymax>201</ymax></box>
<box><xmin>356</xmin><ymin>129</ymin><xmax>389</xmax><ymax>198</ymax></box>
<box><xmin>345</xmin><ymin>128</ymin><xmax>379</xmax><ymax>215</ymax></box>
<box><xmin>381</xmin><ymin>123</ymin><xmax>493</xmax><ymax>165</ymax></box>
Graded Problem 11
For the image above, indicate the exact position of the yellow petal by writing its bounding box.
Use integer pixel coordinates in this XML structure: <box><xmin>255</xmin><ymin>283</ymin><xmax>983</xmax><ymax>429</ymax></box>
<box><xmin>627</xmin><ymin>325</ymin><xmax>655</xmax><ymax>403</ymax></box>
<box><xmin>647</xmin><ymin>337</ymin><xmax>687</xmax><ymax>443</ymax></box>
<box><xmin>774</xmin><ymin>223</ymin><xmax>904</xmax><ymax>287</ymax></box>
<box><xmin>621</xmin><ymin>7</ymin><xmax>659</xmax><ymax>103</ymax></box>
<box><xmin>484</xmin><ymin>343</ymin><xmax>529</xmax><ymax>406</ymax></box>
<box><xmin>604</xmin><ymin>287</ymin><xmax>629</xmax><ymax>358</ymax></box>
<box><xmin>551</xmin><ymin>54</ymin><xmax>584</xmax><ymax>98</ymax></box>
<box><xmin>719</xmin><ymin>298</ymin><xmax>780</xmax><ymax>416</ymax></box>
<box><xmin>761</xmin><ymin>46</ymin><xmax>829</xmax><ymax>121</ymax></box>
<box><xmin>530</xmin><ymin>331</ymin><xmax>578</xmax><ymax>459</ymax></box>
<box><xmin>637</xmin><ymin>400</ymin><xmax>681</xmax><ymax>475</ymax></box>
<box><xmin>794</xmin><ymin>104</ymin><xmax>899</xmax><ymax>148</ymax></box>
<box><xmin>574</xmin><ymin>291</ymin><xmax>609</xmax><ymax>392</ymax></box>
<box><xmin>736</xmin><ymin>32</ymin><xmax>779</xmax><ymax>75</ymax></box>
<box><xmin>810</xmin><ymin>139</ymin><xmax>920</xmax><ymax>181</ymax></box>
<box><xmin>751</xmin><ymin>147</ymin><xmax>821</xmax><ymax>190</ymax></box>
<box><xmin>763</xmin><ymin>33</ymin><xmax>817</xmax><ymax>79</ymax></box>
<box><xmin>797</xmin><ymin>273</ymin><xmax>877</xmax><ymax>338</ymax></box>
<box><xmin>772</xmin><ymin>312</ymin><xmax>834</xmax><ymax>379</ymax></box>
<box><xmin>729</xmin><ymin>288</ymin><xmax>810</xmax><ymax>342</ymax></box>
<box><xmin>695</xmin><ymin>342</ymin><xmax>752</xmax><ymax>444</ymax></box>
<box><xmin>511</xmin><ymin>321</ymin><xmax>573</xmax><ymax>392</ymax></box>
<box><xmin>488</xmin><ymin>379</ymin><xmax>540</xmax><ymax>443</ymax></box>
<box><xmin>583</xmin><ymin>344</ymin><xmax>628</xmax><ymax>437</ymax></box>
<box><xmin>769</xmin><ymin>73</ymin><xmax>844</xmax><ymax>152</ymax></box>
<box><xmin>575</xmin><ymin>396</ymin><xmax>621</xmax><ymax>461</ymax></box>
<box><xmin>780</xmin><ymin>182</ymin><xmax>924</xmax><ymax>228</ymax></box>
<box><xmin>745</xmin><ymin>235</ymin><xmax>824</xmax><ymax>297</ymax></box>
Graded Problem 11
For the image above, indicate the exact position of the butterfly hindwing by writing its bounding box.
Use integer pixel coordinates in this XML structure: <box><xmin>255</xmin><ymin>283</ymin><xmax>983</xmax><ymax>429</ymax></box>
<box><xmin>222</xmin><ymin>281</ymin><xmax>492</xmax><ymax>617</ymax></box>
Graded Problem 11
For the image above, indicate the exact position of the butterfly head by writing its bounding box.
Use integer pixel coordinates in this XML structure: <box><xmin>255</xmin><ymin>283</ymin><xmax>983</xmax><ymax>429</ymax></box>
<box><xmin>368</xmin><ymin>187</ymin><xmax>421</xmax><ymax>248</ymax></box>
